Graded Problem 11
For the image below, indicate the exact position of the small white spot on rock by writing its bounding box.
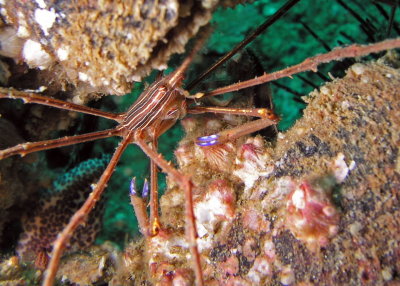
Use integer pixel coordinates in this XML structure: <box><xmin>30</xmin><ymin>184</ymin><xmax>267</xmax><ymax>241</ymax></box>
<box><xmin>349</xmin><ymin>221</ymin><xmax>362</xmax><ymax>236</ymax></box>
<box><xmin>291</xmin><ymin>188</ymin><xmax>305</xmax><ymax>209</ymax></box>
<box><xmin>131</xmin><ymin>75</ymin><xmax>141</xmax><ymax>82</ymax></box>
<box><xmin>320</xmin><ymin>86</ymin><xmax>331</xmax><ymax>96</ymax></box>
<box><xmin>247</xmin><ymin>257</ymin><xmax>271</xmax><ymax>283</ymax></box>
<box><xmin>351</xmin><ymin>63</ymin><xmax>366</xmax><ymax>76</ymax></box>
<box><xmin>34</xmin><ymin>8</ymin><xmax>57</xmax><ymax>36</ymax></box>
<box><xmin>332</xmin><ymin>152</ymin><xmax>350</xmax><ymax>183</ymax></box>
<box><xmin>341</xmin><ymin>100</ymin><xmax>350</xmax><ymax>110</ymax></box>
<box><xmin>78</xmin><ymin>72</ymin><xmax>89</xmax><ymax>82</ymax></box>
<box><xmin>22</xmin><ymin>39</ymin><xmax>52</xmax><ymax>69</ymax></box>
<box><xmin>349</xmin><ymin>160</ymin><xmax>356</xmax><ymax>171</ymax></box>
<box><xmin>72</xmin><ymin>95</ymin><xmax>85</xmax><ymax>105</ymax></box>
<box><xmin>382</xmin><ymin>267</ymin><xmax>393</xmax><ymax>281</ymax></box>
<box><xmin>361</xmin><ymin>75</ymin><xmax>370</xmax><ymax>83</ymax></box>
<box><xmin>56</xmin><ymin>47</ymin><xmax>69</xmax><ymax>61</ymax></box>
<box><xmin>16</xmin><ymin>25</ymin><xmax>29</xmax><ymax>38</ymax></box>
<box><xmin>35</xmin><ymin>0</ymin><xmax>47</xmax><ymax>8</ymax></box>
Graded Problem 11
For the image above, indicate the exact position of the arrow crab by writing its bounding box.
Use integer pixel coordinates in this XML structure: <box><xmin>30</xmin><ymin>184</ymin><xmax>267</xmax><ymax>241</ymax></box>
<box><xmin>0</xmin><ymin>0</ymin><xmax>399</xmax><ymax>285</ymax></box>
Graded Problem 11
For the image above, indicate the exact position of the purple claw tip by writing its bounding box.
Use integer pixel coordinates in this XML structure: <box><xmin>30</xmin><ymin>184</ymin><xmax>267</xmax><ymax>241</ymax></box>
<box><xmin>142</xmin><ymin>179</ymin><xmax>150</xmax><ymax>198</ymax></box>
<box><xmin>130</xmin><ymin>177</ymin><xmax>137</xmax><ymax>196</ymax></box>
<box><xmin>196</xmin><ymin>134</ymin><xmax>220</xmax><ymax>147</ymax></box>
<box><xmin>197</xmin><ymin>134</ymin><xmax>219</xmax><ymax>141</ymax></box>
<box><xmin>196</xmin><ymin>140</ymin><xmax>218</xmax><ymax>147</ymax></box>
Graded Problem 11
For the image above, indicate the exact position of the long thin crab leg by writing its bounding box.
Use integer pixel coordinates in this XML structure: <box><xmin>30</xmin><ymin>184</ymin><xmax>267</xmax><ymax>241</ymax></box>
<box><xmin>130</xmin><ymin>178</ymin><xmax>150</xmax><ymax>235</ymax></box>
<box><xmin>188</xmin><ymin>106</ymin><xmax>277</xmax><ymax>119</ymax></box>
<box><xmin>42</xmin><ymin>134</ymin><xmax>132</xmax><ymax>286</ymax></box>
<box><xmin>149</xmin><ymin>139</ymin><xmax>161</xmax><ymax>236</ymax></box>
<box><xmin>204</xmin><ymin>38</ymin><xmax>400</xmax><ymax>97</ymax></box>
<box><xmin>188</xmin><ymin>106</ymin><xmax>279</xmax><ymax>146</ymax></box>
<box><xmin>0</xmin><ymin>87</ymin><xmax>123</xmax><ymax>121</ymax></box>
<box><xmin>196</xmin><ymin>118</ymin><xmax>278</xmax><ymax>147</ymax></box>
<box><xmin>0</xmin><ymin>128</ymin><xmax>122</xmax><ymax>159</ymax></box>
<box><xmin>134</xmin><ymin>132</ymin><xmax>203</xmax><ymax>286</ymax></box>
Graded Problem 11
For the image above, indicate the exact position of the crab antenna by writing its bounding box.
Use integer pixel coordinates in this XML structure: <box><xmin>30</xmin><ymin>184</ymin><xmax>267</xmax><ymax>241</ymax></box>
<box><xmin>185</xmin><ymin>0</ymin><xmax>302</xmax><ymax>91</ymax></box>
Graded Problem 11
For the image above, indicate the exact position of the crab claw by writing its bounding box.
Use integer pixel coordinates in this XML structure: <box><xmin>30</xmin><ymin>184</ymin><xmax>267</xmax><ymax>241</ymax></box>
<box><xmin>196</xmin><ymin>134</ymin><xmax>220</xmax><ymax>147</ymax></box>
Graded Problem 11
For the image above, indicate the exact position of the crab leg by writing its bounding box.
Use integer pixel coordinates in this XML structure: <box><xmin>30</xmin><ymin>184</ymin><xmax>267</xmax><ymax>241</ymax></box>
<box><xmin>188</xmin><ymin>106</ymin><xmax>279</xmax><ymax>146</ymax></box>
<box><xmin>149</xmin><ymin>139</ymin><xmax>161</xmax><ymax>236</ymax></box>
<box><xmin>134</xmin><ymin>132</ymin><xmax>203</xmax><ymax>286</ymax></box>
<box><xmin>42</xmin><ymin>134</ymin><xmax>132</xmax><ymax>286</ymax></box>
<box><xmin>188</xmin><ymin>106</ymin><xmax>277</xmax><ymax>119</ymax></box>
<box><xmin>196</xmin><ymin>118</ymin><xmax>277</xmax><ymax>147</ymax></box>
<box><xmin>130</xmin><ymin>178</ymin><xmax>150</xmax><ymax>235</ymax></box>
<box><xmin>0</xmin><ymin>87</ymin><xmax>123</xmax><ymax>121</ymax></box>
<box><xmin>204</xmin><ymin>38</ymin><xmax>400</xmax><ymax>97</ymax></box>
<box><xmin>0</xmin><ymin>128</ymin><xmax>121</xmax><ymax>159</ymax></box>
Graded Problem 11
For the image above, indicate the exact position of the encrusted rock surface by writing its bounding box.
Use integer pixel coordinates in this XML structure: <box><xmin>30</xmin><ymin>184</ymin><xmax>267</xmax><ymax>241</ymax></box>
<box><xmin>111</xmin><ymin>58</ymin><xmax>400</xmax><ymax>285</ymax></box>
<box><xmin>16</xmin><ymin>156</ymin><xmax>110</xmax><ymax>265</ymax></box>
<box><xmin>0</xmin><ymin>118</ymin><xmax>38</xmax><ymax>246</ymax></box>
<box><xmin>0</xmin><ymin>0</ymin><xmax>220</xmax><ymax>101</ymax></box>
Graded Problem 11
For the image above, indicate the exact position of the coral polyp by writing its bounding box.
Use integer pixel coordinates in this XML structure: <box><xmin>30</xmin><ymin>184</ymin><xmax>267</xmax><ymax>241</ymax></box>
<box><xmin>286</xmin><ymin>179</ymin><xmax>340</xmax><ymax>251</ymax></box>
<box><xmin>234</xmin><ymin>136</ymin><xmax>274</xmax><ymax>192</ymax></box>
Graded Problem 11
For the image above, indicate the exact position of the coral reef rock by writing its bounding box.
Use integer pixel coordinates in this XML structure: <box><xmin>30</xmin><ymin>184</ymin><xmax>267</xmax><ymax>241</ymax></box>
<box><xmin>0</xmin><ymin>0</ymin><xmax>223</xmax><ymax>101</ymax></box>
<box><xmin>112</xmin><ymin>58</ymin><xmax>399</xmax><ymax>285</ymax></box>
<box><xmin>17</xmin><ymin>156</ymin><xmax>110</xmax><ymax>269</ymax></box>
<box><xmin>0</xmin><ymin>118</ymin><xmax>38</xmax><ymax>245</ymax></box>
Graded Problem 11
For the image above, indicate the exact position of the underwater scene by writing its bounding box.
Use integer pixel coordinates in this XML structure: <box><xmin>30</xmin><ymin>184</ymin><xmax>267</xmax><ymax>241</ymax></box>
<box><xmin>0</xmin><ymin>0</ymin><xmax>399</xmax><ymax>285</ymax></box>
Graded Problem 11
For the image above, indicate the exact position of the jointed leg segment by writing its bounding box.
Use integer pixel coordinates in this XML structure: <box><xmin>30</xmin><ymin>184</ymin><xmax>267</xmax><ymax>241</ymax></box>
<box><xmin>0</xmin><ymin>128</ymin><xmax>122</xmax><ymax>159</ymax></box>
<box><xmin>130</xmin><ymin>178</ymin><xmax>150</xmax><ymax>235</ymax></box>
<box><xmin>188</xmin><ymin>106</ymin><xmax>279</xmax><ymax>147</ymax></box>
<box><xmin>134</xmin><ymin>132</ymin><xmax>204</xmax><ymax>286</ymax></box>
<box><xmin>149</xmin><ymin>139</ymin><xmax>162</xmax><ymax>236</ymax></box>
<box><xmin>0</xmin><ymin>87</ymin><xmax>123</xmax><ymax>121</ymax></box>
<box><xmin>42</xmin><ymin>134</ymin><xmax>132</xmax><ymax>286</ymax></box>
<box><xmin>188</xmin><ymin>106</ymin><xmax>277</xmax><ymax>119</ymax></box>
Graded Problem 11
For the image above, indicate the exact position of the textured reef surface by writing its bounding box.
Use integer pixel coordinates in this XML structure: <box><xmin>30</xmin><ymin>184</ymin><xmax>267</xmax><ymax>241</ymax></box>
<box><xmin>3</xmin><ymin>58</ymin><xmax>398</xmax><ymax>285</ymax></box>
<box><xmin>17</xmin><ymin>156</ymin><xmax>110</xmax><ymax>268</ymax></box>
<box><xmin>104</xmin><ymin>57</ymin><xmax>399</xmax><ymax>285</ymax></box>
<box><xmin>6</xmin><ymin>56</ymin><xmax>394</xmax><ymax>285</ymax></box>
<box><xmin>0</xmin><ymin>0</ymin><xmax>225</xmax><ymax>100</ymax></box>
<box><xmin>0</xmin><ymin>0</ymin><xmax>399</xmax><ymax>285</ymax></box>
